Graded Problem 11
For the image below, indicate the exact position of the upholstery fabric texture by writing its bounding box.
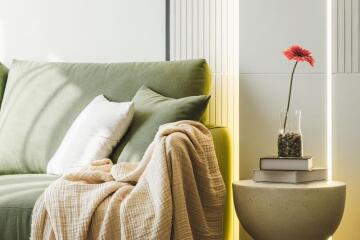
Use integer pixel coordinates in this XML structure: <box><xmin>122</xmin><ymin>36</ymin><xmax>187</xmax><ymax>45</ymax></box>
<box><xmin>0</xmin><ymin>59</ymin><xmax>211</xmax><ymax>174</ymax></box>
<box><xmin>113</xmin><ymin>85</ymin><xmax>210</xmax><ymax>163</ymax></box>
<box><xmin>209</xmin><ymin>126</ymin><xmax>232</xmax><ymax>240</ymax></box>
<box><xmin>47</xmin><ymin>95</ymin><xmax>134</xmax><ymax>175</ymax></box>
<box><xmin>0</xmin><ymin>174</ymin><xmax>59</xmax><ymax>240</ymax></box>
<box><xmin>0</xmin><ymin>62</ymin><xmax>8</xmax><ymax>108</ymax></box>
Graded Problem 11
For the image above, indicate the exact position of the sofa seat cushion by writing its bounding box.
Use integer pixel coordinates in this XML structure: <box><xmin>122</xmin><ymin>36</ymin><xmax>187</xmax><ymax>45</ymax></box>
<box><xmin>0</xmin><ymin>174</ymin><xmax>58</xmax><ymax>240</ymax></box>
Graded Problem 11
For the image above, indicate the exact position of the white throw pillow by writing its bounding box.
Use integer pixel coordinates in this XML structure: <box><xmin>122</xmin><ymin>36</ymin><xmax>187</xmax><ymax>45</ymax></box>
<box><xmin>46</xmin><ymin>95</ymin><xmax>134</xmax><ymax>175</ymax></box>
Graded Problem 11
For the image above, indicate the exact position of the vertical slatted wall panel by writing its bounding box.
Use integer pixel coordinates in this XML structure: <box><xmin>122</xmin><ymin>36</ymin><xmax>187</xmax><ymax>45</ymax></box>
<box><xmin>335</xmin><ymin>0</ymin><xmax>360</xmax><ymax>73</ymax></box>
<box><xmin>169</xmin><ymin>0</ymin><xmax>240</xmax><ymax>239</ymax></box>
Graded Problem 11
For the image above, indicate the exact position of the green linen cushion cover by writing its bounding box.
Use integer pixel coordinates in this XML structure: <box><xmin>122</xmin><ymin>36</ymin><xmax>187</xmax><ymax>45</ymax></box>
<box><xmin>0</xmin><ymin>63</ymin><xmax>8</xmax><ymax>108</ymax></box>
<box><xmin>0</xmin><ymin>59</ymin><xmax>211</xmax><ymax>174</ymax></box>
<box><xmin>113</xmin><ymin>85</ymin><xmax>210</xmax><ymax>163</ymax></box>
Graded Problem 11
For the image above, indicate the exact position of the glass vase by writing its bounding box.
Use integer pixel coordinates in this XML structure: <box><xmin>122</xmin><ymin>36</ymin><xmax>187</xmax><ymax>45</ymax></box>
<box><xmin>277</xmin><ymin>110</ymin><xmax>303</xmax><ymax>157</ymax></box>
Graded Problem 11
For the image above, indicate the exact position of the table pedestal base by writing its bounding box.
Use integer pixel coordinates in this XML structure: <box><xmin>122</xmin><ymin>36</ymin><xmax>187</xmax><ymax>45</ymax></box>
<box><xmin>233</xmin><ymin>180</ymin><xmax>346</xmax><ymax>240</ymax></box>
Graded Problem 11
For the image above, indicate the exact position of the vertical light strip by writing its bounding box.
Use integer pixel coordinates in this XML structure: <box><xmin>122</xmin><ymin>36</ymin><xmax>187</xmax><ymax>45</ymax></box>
<box><xmin>327</xmin><ymin>0</ymin><xmax>333</xmax><ymax>181</ymax></box>
<box><xmin>327</xmin><ymin>2</ymin><xmax>334</xmax><ymax>240</ymax></box>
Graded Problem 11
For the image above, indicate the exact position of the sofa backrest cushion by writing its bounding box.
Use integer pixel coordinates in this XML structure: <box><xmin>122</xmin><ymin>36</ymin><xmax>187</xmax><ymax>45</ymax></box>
<box><xmin>0</xmin><ymin>59</ymin><xmax>211</xmax><ymax>174</ymax></box>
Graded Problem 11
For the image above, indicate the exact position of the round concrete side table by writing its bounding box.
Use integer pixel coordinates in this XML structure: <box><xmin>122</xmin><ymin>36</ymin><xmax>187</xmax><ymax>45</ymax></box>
<box><xmin>233</xmin><ymin>180</ymin><xmax>346</xmax><ymax>240</ymax></box>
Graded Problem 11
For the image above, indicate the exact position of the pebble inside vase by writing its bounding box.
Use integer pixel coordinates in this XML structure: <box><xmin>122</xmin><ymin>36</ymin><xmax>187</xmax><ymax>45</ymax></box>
<box><xmin>278</xmin><ymin>110</ymin><xmax>303</xmax><ymax>157</ymax></box>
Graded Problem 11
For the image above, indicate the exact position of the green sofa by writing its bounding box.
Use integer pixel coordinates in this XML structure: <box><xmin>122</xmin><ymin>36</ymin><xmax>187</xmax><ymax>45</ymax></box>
<box><xmin>0</xmin><ymin>59</ymin><xmax>232</xmax><ymax>239</ymax></box>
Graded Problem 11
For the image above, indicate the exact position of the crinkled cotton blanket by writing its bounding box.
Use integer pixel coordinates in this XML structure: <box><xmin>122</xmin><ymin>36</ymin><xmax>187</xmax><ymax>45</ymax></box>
<box><xmin>31</xmin><ymin>120</ymin><xmax>226</xmax><ymax>240</ymax></box>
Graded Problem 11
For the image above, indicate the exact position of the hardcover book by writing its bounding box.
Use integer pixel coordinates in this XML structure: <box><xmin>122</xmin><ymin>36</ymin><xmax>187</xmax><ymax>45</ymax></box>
<box><xmin>260</xmin><ymin>156</ymin><xmax>312</xmax><ymax>171</ymax></box>
<box><xmin>253</xmin><ymin>168</ymin><xmax>327</xmax><ymax>183</ymax></box>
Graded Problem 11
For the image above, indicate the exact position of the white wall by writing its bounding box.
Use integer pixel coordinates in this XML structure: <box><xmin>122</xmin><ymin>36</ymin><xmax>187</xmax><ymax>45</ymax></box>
<box><xmin>0</xmin><ymin>0</ymin><xmax>165</xmax><ymax>66</ymax></box>
<box><xmin>239</xmin><ymin>0</ymin><xmax>327</xmax><ymax>239</ymax></box>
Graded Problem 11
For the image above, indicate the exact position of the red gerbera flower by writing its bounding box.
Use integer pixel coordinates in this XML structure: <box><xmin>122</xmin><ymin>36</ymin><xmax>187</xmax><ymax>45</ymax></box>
<box><xmin>283</xmin><ymin>45</ymin><xmax>315</xmax><ymax>66</ymax></box>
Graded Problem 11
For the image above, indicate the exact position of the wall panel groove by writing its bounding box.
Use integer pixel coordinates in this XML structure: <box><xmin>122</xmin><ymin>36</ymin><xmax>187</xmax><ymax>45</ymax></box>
<box><xmin>335</xmin><ymin>0</ymin><xmax>360</xmax><ymax>73</ymax></box>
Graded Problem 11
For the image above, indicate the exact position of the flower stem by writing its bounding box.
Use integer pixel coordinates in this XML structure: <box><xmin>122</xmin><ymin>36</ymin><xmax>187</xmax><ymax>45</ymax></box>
<box><xmin>283</xmin><ymin>61</ymin><xmax>298</xmax><ymax>132</ymax></box>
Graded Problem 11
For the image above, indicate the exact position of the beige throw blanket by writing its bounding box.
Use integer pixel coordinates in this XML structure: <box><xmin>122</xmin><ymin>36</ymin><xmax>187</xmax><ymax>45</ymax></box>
<box><xmin>31</xmin><ymin>120</ymin><xmax>226</xmax><ymax>240</ymax></box>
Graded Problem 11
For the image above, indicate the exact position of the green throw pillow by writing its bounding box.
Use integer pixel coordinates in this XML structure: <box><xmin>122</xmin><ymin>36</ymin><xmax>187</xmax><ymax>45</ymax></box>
<box><xmin>112</xmin><ymin>85</ymin><xmax>210</xmax><ymax>163</ymax></box>
<box><xmin>0</xmin><ymin>63</ymin><xmax>8</xmax><ymax>108</ymax></box>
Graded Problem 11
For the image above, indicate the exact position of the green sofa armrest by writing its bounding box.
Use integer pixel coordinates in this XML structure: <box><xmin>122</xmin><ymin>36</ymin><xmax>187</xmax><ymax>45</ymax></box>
<box><xmin>208</xmin><ymin>126</ymin><xmax>232</xmax><ymax>240</ymax></box>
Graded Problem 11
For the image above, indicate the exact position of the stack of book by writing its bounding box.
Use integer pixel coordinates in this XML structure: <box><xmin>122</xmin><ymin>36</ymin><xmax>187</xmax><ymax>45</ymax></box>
<box><xmin>253</xmin><ymin>156</ymin><xmax>327</xmax><ymax>183</ymax></box>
